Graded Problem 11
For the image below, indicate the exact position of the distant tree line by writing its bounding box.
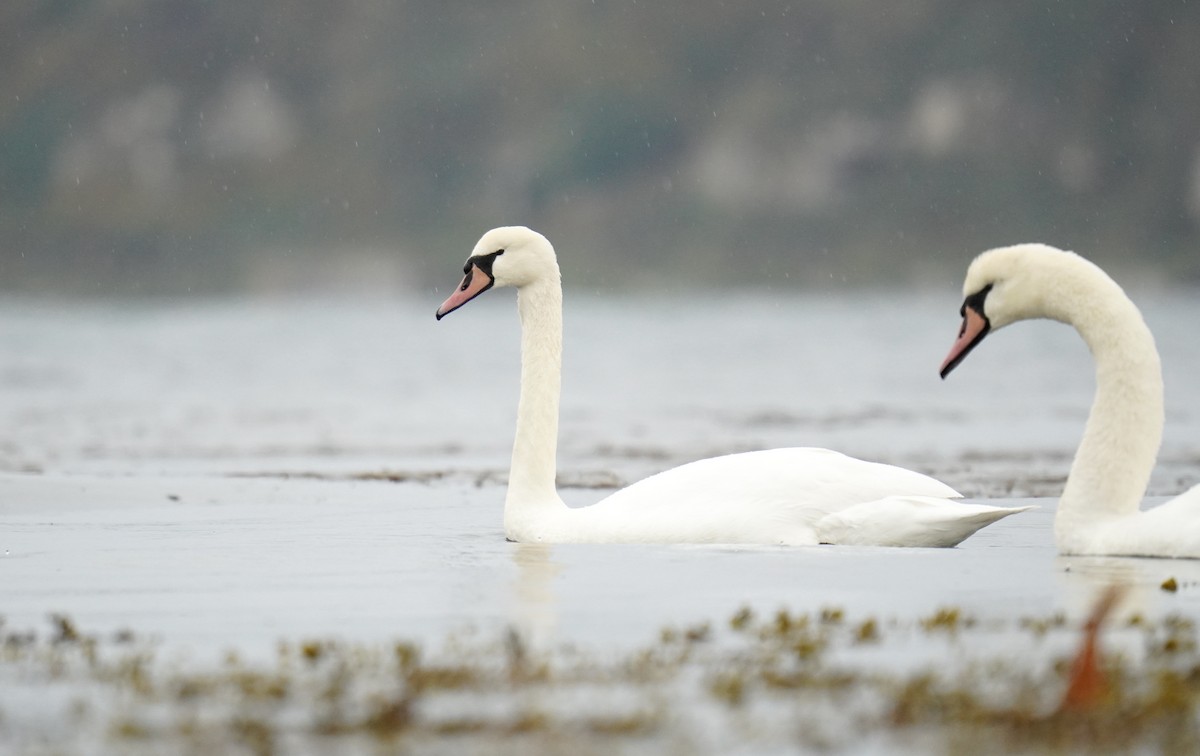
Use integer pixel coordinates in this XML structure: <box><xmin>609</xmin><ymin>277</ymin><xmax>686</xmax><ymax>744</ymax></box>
<box><xmin>1</xmin><ymin>0</ymin><xmax>1198</xmax><ymax>295</ymax></box>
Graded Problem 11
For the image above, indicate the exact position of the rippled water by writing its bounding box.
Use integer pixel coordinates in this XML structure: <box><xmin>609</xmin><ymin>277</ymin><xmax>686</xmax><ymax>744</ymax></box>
<box><xmin>2</xmin><ymin>288</ymin><xmax>1197</xmax><ymax>491</ymax></box>
<box><xmin>1</xmin><ymin>288</ymin><xmax>1199</xmax><ymax>751</ymax></box>
<box><xmin>3</xmin><ymin>286</ymin><xmax>1199</xmax><ymax>624</ymax></box>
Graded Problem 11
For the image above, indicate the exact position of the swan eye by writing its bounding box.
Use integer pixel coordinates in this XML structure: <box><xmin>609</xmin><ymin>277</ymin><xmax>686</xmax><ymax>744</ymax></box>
<box><xmin>460</xmin><ymin>249</ymin><xmax>502</xmax><ymax>278</ymax></box>
<box><xmin>961</xmin><ymin>283</ymin><xmax>994</xmax><ymax>317</ymax></box>
<box><xmin>468</xmin><ymin>249</ymin><xmax>505</xmax><ymax>278</ymax></box>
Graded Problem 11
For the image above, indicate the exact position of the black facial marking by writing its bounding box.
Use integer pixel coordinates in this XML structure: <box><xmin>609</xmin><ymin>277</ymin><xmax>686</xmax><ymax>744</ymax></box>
<box><xmin>959</xmin><ymin>283</ymin><xmax>993</xmax><ymax>321</ymax></box>
<box><xmin>460</xmin><ymin>249</ymin><xmax>503</xmax><ymax>278</ymax></box>
<box><xmin>455</xmin><ymin>249</ymin><xmax>504</xmax><ymax>292</ymax></box>
<box><xmin>940</xmin><ymin>283</ymin><xmax>994</xmax><ymax>379</ymax></box>
<box><xmin>473</xmin><ymin>249</ymin><xmax>504</xmax><ymax>275</ymax></box>
<box><xmin>435</xmin><ymin>249</ymin><xmax>507</xmax><ymax>320</ymax></box>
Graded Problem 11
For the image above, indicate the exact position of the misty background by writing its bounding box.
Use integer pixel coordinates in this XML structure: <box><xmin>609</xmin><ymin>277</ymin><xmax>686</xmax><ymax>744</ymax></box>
<box><xmin>2</xmin><ymin>0</ymin><xmax>1199</xmax><ymax>298</ymax></box>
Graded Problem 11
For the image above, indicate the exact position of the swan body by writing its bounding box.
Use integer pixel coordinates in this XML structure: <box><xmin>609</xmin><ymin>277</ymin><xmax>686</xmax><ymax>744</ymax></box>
<box><xmin>940</xmin><ymin>243</ymin><xmax>1200</xmax><ymax>558</ymax></box>
<box><xmin>437</xmin><ymin>226</ymin><xmax>1029</xmax><ymax>546</ymax></box>
<box><xmin>517</xmin><ymin>447</ymin><xmax>1000</xmax><ymax>546</ymax></box>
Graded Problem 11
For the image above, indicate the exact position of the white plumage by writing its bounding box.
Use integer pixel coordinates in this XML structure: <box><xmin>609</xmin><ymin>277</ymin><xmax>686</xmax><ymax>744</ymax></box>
<box><xmin>941</xmin><ymin>243</ymin><xmax>1200</xmax><ymax>558</ymax></box>
<box><xmin>438</xmin><ymin>226</ymin><xmax>1028</xmax><ymax>546</ymax></box>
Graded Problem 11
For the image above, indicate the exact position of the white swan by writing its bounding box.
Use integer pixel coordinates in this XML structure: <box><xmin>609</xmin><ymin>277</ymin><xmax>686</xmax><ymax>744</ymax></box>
<box><xmin>940</xmin><ymin>243</ymin><xmax>1200</xmax><ymax>558</ymax></box>
<box><xmin>437</xmin><ymin>226</ymin><xmax>1028</xmax><ymax>546</ymax></box>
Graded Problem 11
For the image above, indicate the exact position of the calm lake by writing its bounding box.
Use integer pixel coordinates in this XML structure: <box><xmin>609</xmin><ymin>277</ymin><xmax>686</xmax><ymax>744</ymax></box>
<box><xmin>1</xmin><ymin>288</ymin><xmax>1199</xmax><ymax>752</ymax></box>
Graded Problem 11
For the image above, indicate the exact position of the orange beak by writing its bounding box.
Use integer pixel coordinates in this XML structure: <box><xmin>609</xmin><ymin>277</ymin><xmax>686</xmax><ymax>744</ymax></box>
<box><xmin>435</xmin><ymin>262</ymin><xmax>495</xmax><ymax>320</ymax></box>
<box><xmin>939</xmin><ymin>305</ymin><xmax>990</xmax><ymax>378</ymax></box>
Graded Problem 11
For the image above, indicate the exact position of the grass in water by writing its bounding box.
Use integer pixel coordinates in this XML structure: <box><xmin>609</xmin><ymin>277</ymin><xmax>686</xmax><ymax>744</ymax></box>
<box><xmin>1</xmin><ymin>602</ymin><xmax>1197</xmax><ymax>754</ymax></box>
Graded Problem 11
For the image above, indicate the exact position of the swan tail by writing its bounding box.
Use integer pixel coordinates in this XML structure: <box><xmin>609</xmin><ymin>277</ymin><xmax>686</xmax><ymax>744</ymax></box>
<box><xmin>815</xmin><ymin>497</ymin><xmax>1034</xmax><ymax>548</ymax></box>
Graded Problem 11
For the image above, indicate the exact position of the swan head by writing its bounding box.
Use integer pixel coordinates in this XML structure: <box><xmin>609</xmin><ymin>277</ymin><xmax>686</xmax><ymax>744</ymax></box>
<box><xmin>939</xmin><ymin>243</ymin><xmax>1079</xmax><ymax>378</ymax></box>
<box><xmin>435</xmin><ymin>226</ymin><xmax>559</xmax><ymax>319</ymax></box>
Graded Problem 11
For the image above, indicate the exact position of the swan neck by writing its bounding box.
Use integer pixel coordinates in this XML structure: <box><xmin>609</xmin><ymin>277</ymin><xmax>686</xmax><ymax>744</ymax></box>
<box><xmin>1057</xmin><ymin>271</ymin><xmax>1163</xmax><ymax>536</ymax></box>
<box><xmin>505</xmin><ymin>276</ymin><xmax>566</xmax><ymax>528</ymax></box>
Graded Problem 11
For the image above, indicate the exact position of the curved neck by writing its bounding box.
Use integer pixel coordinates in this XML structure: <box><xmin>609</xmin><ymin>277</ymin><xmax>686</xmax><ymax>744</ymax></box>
<box><xmin>1055</xmin><ymin>265</ymin><xmax>1163</xmax><ymax>535</ymax></box>
<box><xmin>505</xmin><ymin>274</ymin><xmax>567</xmax><ymax>532</ymax></box>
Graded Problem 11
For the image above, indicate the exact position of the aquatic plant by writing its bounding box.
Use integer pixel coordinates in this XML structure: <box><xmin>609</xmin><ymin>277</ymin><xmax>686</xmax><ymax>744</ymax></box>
<box><xmin>0</xmin><ymin>606</ymin><xmax>1197</xmax><ymax>754</ymax></box>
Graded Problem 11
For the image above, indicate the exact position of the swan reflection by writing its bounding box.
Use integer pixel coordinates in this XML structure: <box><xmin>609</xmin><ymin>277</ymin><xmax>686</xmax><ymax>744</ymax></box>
<box><xmin>1056</xmin><ymin>554</ymin><xmax>1200</xmax><ymax>619</ymax></box>
<box><xmin>510</xmin><ymin>542</ymin><xmax>562</xmax><ymax>645</ymax></box>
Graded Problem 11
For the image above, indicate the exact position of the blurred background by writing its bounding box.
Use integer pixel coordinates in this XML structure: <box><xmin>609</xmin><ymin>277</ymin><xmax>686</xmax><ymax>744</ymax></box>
<box><xmin>2</xmin><ymin>0</ymin><xmax>1199</xmax><ymax>298</ymax></box>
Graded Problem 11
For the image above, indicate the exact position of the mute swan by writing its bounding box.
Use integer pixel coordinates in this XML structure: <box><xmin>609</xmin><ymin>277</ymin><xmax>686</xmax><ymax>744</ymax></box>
<box><xmin>437</xmin><ymin>226</ymin><xmax>1028</xmax><ymax>545</ymax></box>
<box><xmin>940</xmin><ymin>243</ymin><xmax>1200</xmax><ymax>558</ymax></box>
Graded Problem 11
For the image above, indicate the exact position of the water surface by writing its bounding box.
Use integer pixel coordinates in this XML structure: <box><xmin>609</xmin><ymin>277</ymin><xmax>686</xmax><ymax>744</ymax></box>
<box><xmin>1</xmin><ymin>291</ymin><xmax>1198</xmax><ymax>752</ymax></box>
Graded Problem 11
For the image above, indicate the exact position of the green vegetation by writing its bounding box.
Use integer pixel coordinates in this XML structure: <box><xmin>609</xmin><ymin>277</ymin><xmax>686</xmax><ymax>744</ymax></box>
<box><xmin>2</xmin><ymin>605</ymin><xmax>1199</xmax><ymax>753</ymax></box>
